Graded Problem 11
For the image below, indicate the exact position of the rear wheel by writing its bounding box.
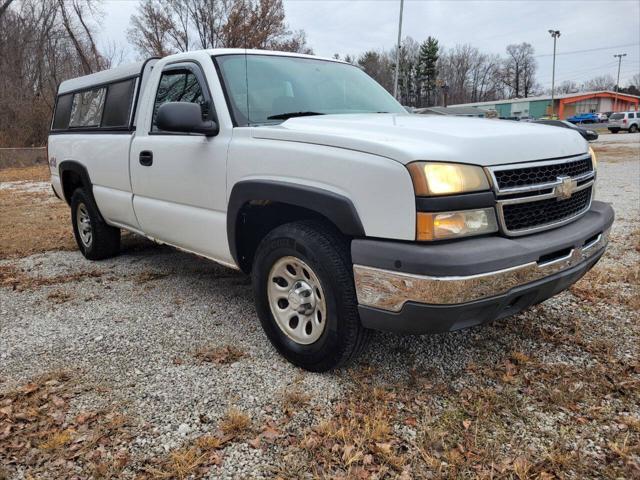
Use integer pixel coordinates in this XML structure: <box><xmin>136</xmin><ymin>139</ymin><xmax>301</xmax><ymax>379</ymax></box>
<box><xmin>629</xmin><ymin>124</ymin><xmax>638</xmax><ymax>133</ymax></box>
<box><xmin>70</xmin><ymin>188</ymin><xmax>120</xmax><ymax>260</ymax></box>
<box><xmin>609</xmin><ymin>128</ymin><xmax>619</xmax><ymax>134</ymax></box>
<box><xmin>251</xmin><ymin>220</ymin><xmax>369</xmax><ymax>372</ymax></box>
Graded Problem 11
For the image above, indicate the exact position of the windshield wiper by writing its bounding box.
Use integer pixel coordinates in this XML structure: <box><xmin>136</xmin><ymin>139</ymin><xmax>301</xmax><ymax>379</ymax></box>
<box><xmin>267</xmin><ymin>111</ymin><xmax>325</xmax><ymax>120</ymax></box>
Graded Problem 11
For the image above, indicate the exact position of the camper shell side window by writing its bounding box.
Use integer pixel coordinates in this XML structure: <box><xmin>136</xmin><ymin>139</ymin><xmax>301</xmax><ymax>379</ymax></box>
<box><xmin>50</xmin><ymin>77</ymin><xmax>137</xmax><ymax>133</ymax></box>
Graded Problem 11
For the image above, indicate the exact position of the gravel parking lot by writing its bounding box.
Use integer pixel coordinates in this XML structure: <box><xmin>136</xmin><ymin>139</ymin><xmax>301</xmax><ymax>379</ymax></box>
<box><xmin>1</xmin><ymin>134</ymin><xmax>639</xmax><ymax>479</ymax></box>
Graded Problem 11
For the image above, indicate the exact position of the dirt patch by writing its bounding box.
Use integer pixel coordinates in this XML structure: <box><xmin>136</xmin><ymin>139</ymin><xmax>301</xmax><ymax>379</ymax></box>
<box><xmin>0</xmin><ymin>264</ymin><xmax>103</xmax><ymax>291</ymax></box>
<box><xmin>591</xmin><ymin>143</ymin><xmax>639</xmax><ymax>162</ymax></box>
<box><xmin>133</xmin><ymin>271</ymin><xmax>171</xmax><ymax>284</ymax></box>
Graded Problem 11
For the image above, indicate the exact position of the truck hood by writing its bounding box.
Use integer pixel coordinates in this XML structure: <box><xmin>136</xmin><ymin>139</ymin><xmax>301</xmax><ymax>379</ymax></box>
<box><xmin>251</xmin><ymin>114</ymin><xmax>588</xmax><ymax>166</ymax></box>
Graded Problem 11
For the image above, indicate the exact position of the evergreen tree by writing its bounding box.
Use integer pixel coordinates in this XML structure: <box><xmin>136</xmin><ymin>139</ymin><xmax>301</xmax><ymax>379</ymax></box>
<box><xmin>417</xmin><ymin>36</ymin><xmax>439</xmax><ymax>107</ymax></box>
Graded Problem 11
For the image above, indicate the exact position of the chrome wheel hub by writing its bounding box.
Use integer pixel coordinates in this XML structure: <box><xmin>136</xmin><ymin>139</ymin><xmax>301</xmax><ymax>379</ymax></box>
<box><xmin>76</xmin><ymin>203</ymin><xmax>92</xmax><ymax>248</ymax></box>
<box><xmin>268</xmin><ymin>256</ymin><xmax>327</xmax><ymax>345</ymax></box>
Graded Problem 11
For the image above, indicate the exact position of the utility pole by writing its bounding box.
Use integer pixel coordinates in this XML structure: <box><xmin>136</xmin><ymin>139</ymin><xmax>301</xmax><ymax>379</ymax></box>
<box><xmin>613</xmin><ymin>53</ymin><xmax>627</xmax><ymax>112</ymax></box>
<box><xmin>393</xmin><ymin>0</ymin><xmax>405</xmax><ymax>100</ymax></box>
<box><xmin>548</xmin><ymin>29</ymin><xmax>560</xmax><ymax>118</ymax></box>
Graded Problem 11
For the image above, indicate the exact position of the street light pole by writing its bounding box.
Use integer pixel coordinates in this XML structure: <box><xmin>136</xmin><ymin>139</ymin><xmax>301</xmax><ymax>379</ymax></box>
<box><xmin>393</xmin><ymin>0</ymin><xmax>405</xmax><ymax>100</ymax></box>
<box><xmin>613</xmin><ymin>53</ymin><xmax>627</xmax><ymax>112</ymax></box>
<box><xmin>548</xmin><ymin>29</ymin><xmax>560</xmax><ymax>118</ymax></box>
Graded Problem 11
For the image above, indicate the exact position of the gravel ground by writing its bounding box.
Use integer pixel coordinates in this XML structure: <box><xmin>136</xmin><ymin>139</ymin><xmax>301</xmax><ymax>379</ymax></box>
<box><xmin>1</xmin><ymin>134</ymin><xmax>638</xmax><ymax>478</ymax></box>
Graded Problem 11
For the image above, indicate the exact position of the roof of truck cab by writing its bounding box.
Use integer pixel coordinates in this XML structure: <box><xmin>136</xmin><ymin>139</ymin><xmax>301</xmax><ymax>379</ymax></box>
<box><xmin>58</xmin><ymin>59</ymin><xmax>158</xmax><ymax>95</ymax></box>
<box><xmin>206</xmin><ymin>48</ymin><xmax>346</xmax><ymax>64</ymax></box>
<box><xmin>57</xmin><ymin>49</ymin><xmax>345</xmax><ymax>95</ymax></box>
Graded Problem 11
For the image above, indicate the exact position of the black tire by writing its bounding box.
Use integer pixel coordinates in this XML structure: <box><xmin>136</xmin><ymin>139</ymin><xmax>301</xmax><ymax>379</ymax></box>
<box><xmin>609</xmin><ymin>129</ymin><xmax>619</xmax><ymax>134</ymax></box>
<box><xmin>251</xmin><ymin>220</ymin><xmax>369</xmax><ymax>372</ymax></box>
<box><xmin>629</xmin><ymin>124</ymin><xmax>638</xmax><ymax>133</ymax></box>
<box><xmin>70</xmin><ymin>188</ymin><xmax>120</xmax><ymax>260</ymax></box>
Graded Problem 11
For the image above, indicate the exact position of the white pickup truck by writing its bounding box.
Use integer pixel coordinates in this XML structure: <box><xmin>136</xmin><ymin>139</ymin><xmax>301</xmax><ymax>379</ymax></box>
<box><xmin>48</xmin><ymin>49</ymin><xmax>614</xmax><ymax>371</ymax></box>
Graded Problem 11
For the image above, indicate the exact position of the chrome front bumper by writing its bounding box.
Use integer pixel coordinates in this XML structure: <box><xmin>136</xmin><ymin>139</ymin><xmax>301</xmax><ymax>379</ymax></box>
<box><xmin>354</xmin><ymin>229</ymin><xmax>608</xmax><ymax>313</ymax></box>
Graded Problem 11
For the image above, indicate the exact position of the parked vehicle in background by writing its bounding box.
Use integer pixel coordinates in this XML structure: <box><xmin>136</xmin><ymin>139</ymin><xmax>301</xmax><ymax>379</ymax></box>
<box><xmin>535</xmin><ymin>120</ymin><xmax>598</xmax><ymax>141</ymax></box>
<box><xmin>608</xmin><ymin>112</ymin><xmax>639</xmax><ymax>133</ymax></box>
<box><xmin>595</xmin><ymin>113</ymin><xmax>608</xmax><ymax>122</ymax></box>
<box><xmin>566</xmin><ymin>113</ymin><xmax>599</xmax><ymax>124</ymax></box>
<box><xmin>47</xmin><ymin>49</ymin><xmax>614</xmax><ymax>371</ymax></box>
<box><xmin>518</xmin><ymin>116</ymin><xmax>535</xmax><ymax>122</ymax></box>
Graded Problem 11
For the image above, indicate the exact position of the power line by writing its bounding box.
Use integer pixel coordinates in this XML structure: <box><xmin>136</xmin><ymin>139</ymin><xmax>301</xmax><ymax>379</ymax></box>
<box><xmin>535</xmin><ymin>42</ymin><xmax>639</xmax><ymax>58</ymax></box>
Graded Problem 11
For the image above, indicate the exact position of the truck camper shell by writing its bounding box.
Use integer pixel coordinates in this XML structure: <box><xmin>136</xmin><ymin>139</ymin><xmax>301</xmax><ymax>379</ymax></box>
<box><xmin>52</xmin><ymin>58</ymin><xmax>158</xmax><ymax>133</ymax></box>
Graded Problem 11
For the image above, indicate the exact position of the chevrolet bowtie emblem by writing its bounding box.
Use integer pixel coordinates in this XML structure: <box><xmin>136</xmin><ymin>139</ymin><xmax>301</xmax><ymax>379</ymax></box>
<box><xmin>556</xmin><ymin>176</ymin><xmax>577</xmax><ymax>200</ymax></box>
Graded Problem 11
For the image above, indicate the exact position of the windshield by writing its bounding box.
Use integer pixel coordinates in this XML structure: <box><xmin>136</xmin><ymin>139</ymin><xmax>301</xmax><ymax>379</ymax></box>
<box><xmin>215</xmin><ymin>54</ymin><xmax>406</xmax><ymax>126</ymax></box>
<box><xmin>609</xmin><ymin>113</ymin><xmax>624</xmax><ymax>120</ymax></box>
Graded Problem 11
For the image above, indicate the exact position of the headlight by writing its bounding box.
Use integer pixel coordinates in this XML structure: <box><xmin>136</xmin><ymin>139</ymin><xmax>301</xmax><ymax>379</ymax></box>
<box><xmin>589</xmin><ymin>146</ymin><xmax>598</xmax><ymax>169</ymax></box>
<box><xmin>416</xmin><ymin>208</ymin><xmax>498</xmax><ymax>241</ymax></box>
<box><xmin>407</xmin><ymin>162</ymin><xmax>490</xmax><ymax>196</ymax></box>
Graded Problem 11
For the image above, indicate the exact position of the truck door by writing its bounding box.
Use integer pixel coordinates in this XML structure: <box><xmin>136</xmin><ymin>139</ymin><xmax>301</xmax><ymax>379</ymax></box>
<box><xmin>130</xmin><ymin>60</ymin><xmax>233</xmax><ymax>265</ymax></box>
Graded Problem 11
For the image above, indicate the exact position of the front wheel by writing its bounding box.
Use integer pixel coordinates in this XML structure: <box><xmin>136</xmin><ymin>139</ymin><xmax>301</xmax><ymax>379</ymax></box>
<box><xmin>251</xmin><ymin>220</ymin><xmax>369</xmax><ymax>372</ymax></box>
<box><xmin>629</xmin><ymin>124</ymin><xmax>638</xmax><ymax>133</ymax></box>
<box><xmin>70</xmin><ymin>188</ymin><xmax>120</xmax><ymax>260</ymax></box>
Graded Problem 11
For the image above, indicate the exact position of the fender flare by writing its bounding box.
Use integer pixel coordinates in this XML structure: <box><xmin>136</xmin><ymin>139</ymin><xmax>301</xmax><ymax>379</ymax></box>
<box><xmin>58</xmin><ymin>161</ymin><xmax>93</xmax><ymax>204</ymax></box>
<box><xmin>227</xmin><ymin>180</ymin><xmax>366</xmax><ymax>265</ymax></box>
<box><xmin>57</xmin><ymin>161</ymin><xmax>105</xmax><ymax>223</ymax></box>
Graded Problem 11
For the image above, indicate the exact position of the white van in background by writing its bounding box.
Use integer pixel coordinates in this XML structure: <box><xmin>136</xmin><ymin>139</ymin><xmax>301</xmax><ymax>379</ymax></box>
<box><xmin>608</xmin><ymin>111</ymin><xmax>639</xmax><ymax>133</ymax></box>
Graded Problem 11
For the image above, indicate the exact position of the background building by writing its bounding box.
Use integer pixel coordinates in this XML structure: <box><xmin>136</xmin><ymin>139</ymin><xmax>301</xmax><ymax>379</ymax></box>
<box><xmin>450</xmin><ymin>91</ymin><xmax>640</xmax><ymax>119</ymax></box>
<box><xmin>414</xmin><ymin>106</ymin><xmax>486</xmax><ymax>117</ymax></box>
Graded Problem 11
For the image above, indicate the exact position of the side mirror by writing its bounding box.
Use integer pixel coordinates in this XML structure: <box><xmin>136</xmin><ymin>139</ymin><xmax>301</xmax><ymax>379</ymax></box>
<box><xmin>156</xmin><ymin>102</ymin><xmax>219</xmax><ymax>136</ymax></box>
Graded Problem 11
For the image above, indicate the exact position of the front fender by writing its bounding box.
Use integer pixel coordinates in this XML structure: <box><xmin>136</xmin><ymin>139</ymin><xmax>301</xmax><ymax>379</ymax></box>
<box><xmin>227</xmin><ymin>180</ymin><xmax>365</xmax><ymax>266</ymax></box>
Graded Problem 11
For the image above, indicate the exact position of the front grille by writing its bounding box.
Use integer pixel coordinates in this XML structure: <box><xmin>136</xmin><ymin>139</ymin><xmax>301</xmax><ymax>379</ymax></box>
<box><xmin>502</xmin><ymin>186</ymin><xmax>592</xmax><ymax>232</ymax></box>
<box><xmin>494</xmin><ymin>157</ymin><xmax>592</xmax><ymax>189</ymax></box>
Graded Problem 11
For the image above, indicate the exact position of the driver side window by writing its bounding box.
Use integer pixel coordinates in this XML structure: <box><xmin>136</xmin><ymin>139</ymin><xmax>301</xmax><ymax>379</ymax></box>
<box><xmin>152</xmin><ymin>69</ymin><xmax>206</xmax><ymax>131</ymax></box>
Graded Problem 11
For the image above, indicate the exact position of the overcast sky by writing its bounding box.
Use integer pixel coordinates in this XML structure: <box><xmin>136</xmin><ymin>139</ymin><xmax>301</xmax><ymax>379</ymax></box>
<box><xmin>100</xmin><ymin>0</ymin><xmax>640</xmax><ymax>88</ymax></box>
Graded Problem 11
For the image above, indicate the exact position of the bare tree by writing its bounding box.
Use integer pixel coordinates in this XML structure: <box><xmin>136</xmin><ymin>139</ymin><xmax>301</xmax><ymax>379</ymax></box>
<box><xmin>0</xmin><ymin>0</ymin><xmax>15</xmax><ymax>18</ymax></box>
<box><xmin>128</xmin><ymin>0</ymin><xmax>175</xmax><ymax>57</ymax></box>
<box><xmin>128</xmin><ymin>0</ymin><xmax>311</xmax><ymax>58</ymax></box>
<box><xmin>503</xmin><ymin>42</ymin><xmax>536</xmax><ymax>98</ymax></box>
<box><xmin>582</xmin><ymin>75</ymin><xmax>616</xmax><ymax>91</ymax></box>
<box><xmin>555</xmin><ymin>80</ymin><xmax>579</xmax><ymax>94</ymax></box>
<box><xmin>0</xmin><ymin>0</ymin><xmax>107</xmax><ymax>147</ymax></box>
<box><xmin>56</xmin><ymin>0</ymin><xmax>106</xmax><ymax>74</ymax></box>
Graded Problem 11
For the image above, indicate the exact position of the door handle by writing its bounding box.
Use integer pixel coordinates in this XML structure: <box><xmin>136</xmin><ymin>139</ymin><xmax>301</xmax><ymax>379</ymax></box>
<box><xmin>139</xmin><ymin>151</ymin><xmax>153</xmax><ymax>166</ymax></box>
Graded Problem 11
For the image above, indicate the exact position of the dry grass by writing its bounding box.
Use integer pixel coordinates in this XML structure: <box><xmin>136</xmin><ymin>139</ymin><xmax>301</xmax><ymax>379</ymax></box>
<box><xmin>571</xmin><ymin>262</ymin><xmax>640</xmax><ymax>309</ymax></box>
<box><xmin>142</xmin><ymin>443</ymin><xmax>222</xmax><ymax>480</ymax></box>
<box><xmin>39</xmin><ymin>428</ymin><xmax>74</xmax><ymax>450</ymax></box>
<box><xmin>194</xmin><ymin>345</ymin><xmax>246</xmax><ymax>365</ymax></box>
<box><xmin>0</xmin><ymin>164</ymin><xmax>51</xmax><ymax>182</ymax></box>
<box><xmin>277</xmin><ymin>348</ymin><xmax>640</xmax><ymax>479</ymax></box>
<box><xmin>283</xmin><ymin>387</ymin><xmax>310</xmax><ymax>412</ymax></box>
<box><xmin>0</xmin><ymin>164</ymin><xmax>75</xmax><ymax>258</ymax></box>
<box><xmin>0</xmin><ymin>164</ymin><xmax>150</xmax><ymax>259</ymax></box>
<box><xmin>0</xmin><ymin>187</ymin><xmax>76</xmax><ymax>259</ymax></box>
<box><xmin>219</xmin><ymin>407</ymin><xmax>252</xmax><ymax>436</ymax></box>
<box><xmin>276</xmin><ymin>220</ymin><xmax>640</xmax><ymax>478</ymax></box>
